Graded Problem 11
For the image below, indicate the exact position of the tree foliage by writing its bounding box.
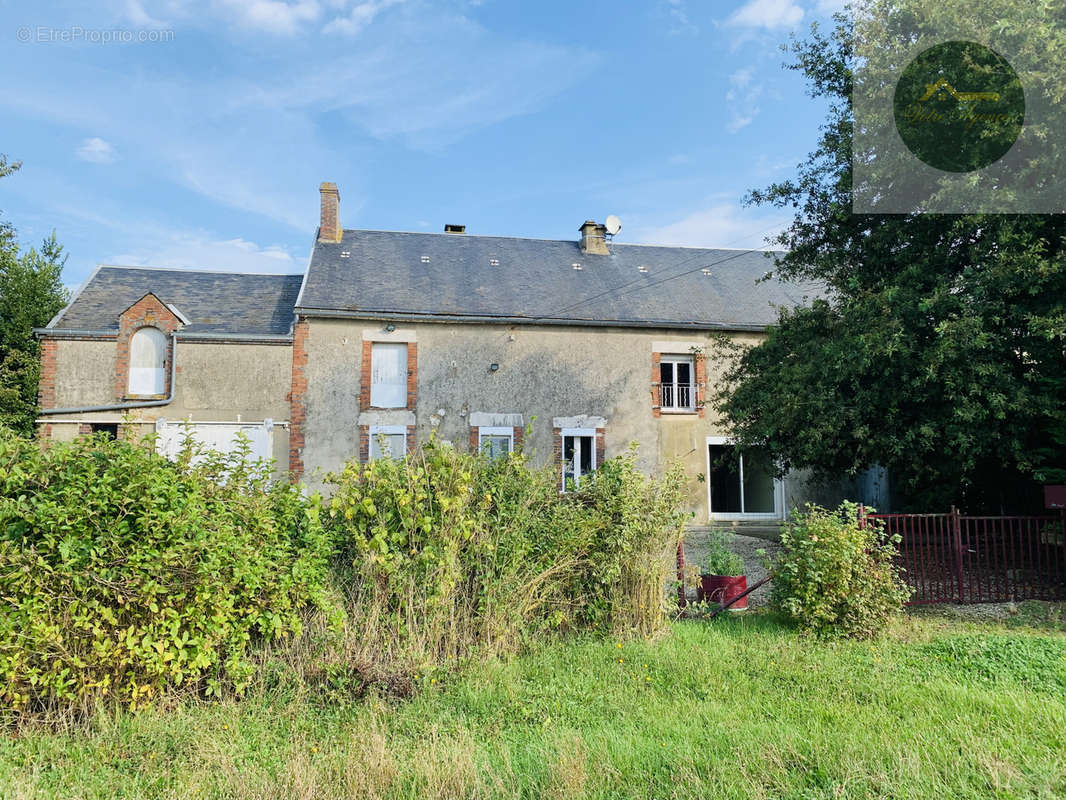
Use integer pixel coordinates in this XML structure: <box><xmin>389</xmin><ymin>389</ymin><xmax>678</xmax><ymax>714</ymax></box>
<box><xmin>0</xmin><ymin>157</ymin><xmax>68</xmax><ymax>435</ymax></box>
<box><xmin>715</xmin><ymin>6</ymin><xmax>1066</xmax><ymax>510</ymax></box>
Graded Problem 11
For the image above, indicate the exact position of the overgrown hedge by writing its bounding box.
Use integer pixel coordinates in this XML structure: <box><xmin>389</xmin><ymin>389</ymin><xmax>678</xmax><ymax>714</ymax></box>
<box><xmin>0</xmin><ymin>428</ymin><xmax>688</xmax><ymax>716</ymax></box>
<box><xmin>0</xmin><ymin>429</ymin><xmax>332</xmax><ymax>714</ymax></box>
<box><xmin>325</xmin><ymin>439</ymin><xmax>687</xmax><ymax>682</ymax></box>
<box><xmin>770</xmin><ymin>502</ymin><xmax>910</xmax><ymax>638</ymax></box>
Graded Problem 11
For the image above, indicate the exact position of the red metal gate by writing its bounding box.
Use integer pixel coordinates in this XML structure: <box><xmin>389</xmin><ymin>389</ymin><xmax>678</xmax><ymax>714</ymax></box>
<box><xmin>861</xmin><ymin>507</ymin><xmax>1066</xmax><ymax>604</ymax></box>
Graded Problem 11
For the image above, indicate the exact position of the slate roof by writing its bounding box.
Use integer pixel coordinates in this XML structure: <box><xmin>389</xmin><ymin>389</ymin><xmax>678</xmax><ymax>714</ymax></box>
<box><xmin>298</xmin><ymin>230</ymin><xmax>820</xmax><ymax>330</ymax></box>
<box><xmin>50</xmin><ymin>266</ymin><xmax>303</xmax><ymax>337</ymax></box>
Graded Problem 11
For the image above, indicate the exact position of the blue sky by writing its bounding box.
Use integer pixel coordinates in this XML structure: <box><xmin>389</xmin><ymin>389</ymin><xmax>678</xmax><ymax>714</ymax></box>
<box><xmin>1</xmin><ymin>0</ymin><xmax>844</xmax><ymax>286</ymax></box>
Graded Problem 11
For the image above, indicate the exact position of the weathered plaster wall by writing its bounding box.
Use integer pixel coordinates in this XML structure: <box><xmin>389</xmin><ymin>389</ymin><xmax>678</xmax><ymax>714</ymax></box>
<box><xmin>299</xmin><ymin>317</ymin><xmax>767</xmax><ymax>517</ymax></box>
<box><xmin>42</xmin><ymin>338</ymin><xmax>292</xmax><ymax>470</ymax></box>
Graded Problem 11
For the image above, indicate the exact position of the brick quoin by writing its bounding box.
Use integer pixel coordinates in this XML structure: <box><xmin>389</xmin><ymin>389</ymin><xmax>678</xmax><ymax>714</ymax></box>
<box><xmin>114</xmin><ymin>294</ymin><xmax>181</xmax><ymax>401</ymax></box>
<box><xmin>288</xmin><ymin>318</ymin><xmax>309</xmax><ymax>481</ymax></box>
<box><xmin>358</xmin><ymin>425</ymin><xmax>370</xmax><ymax>462</ymax></box>
<box><xmin>36</xmin><ymin>337</ymin><xmax>58</xmax><ymax>441</ymax></box>
<box><xmin>359</xmin><ymin>341</ymin><xmax>373</xmax><ymax>411</ymax></box>
<box><xmin>469</xmin><ymin>426</ymin><xmax>480</xmax><ymax>453</ymax></box>
<box><xmin>78</xmin><ymin>423</ymin><xmax>93</xmax><ymax>436</ymax></box>
<box><xmin>406</xmin><ymin>425</ymin><xmax>416</xmax><ymax>455</ymax></box>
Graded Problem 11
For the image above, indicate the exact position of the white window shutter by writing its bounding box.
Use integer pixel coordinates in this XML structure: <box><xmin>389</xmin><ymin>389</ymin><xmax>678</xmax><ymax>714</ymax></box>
<box><xmin>128</xmin><ymin>327</ymin><xmax>167</xmax><ymax>395</ymax></box>
<box><xmin>370</xmin><ymin>343</ymin><xmax>408</xmax><ymax>408</ymax></box>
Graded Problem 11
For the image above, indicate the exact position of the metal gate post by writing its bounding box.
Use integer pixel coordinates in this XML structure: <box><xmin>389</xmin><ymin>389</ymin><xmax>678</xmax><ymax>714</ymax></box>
<box><xmin>952</xmin><ymin>505</ymin><xmax>964</xmax><ymax>604</ymax></box>
<box><xmin>676</xmin><ymin>537</ymin><xmax>687</xmax><ymax>611</ymax></box>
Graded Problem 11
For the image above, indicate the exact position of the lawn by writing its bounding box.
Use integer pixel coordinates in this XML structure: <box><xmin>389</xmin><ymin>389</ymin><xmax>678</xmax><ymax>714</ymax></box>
<box><xmin>4</xmin><ymin>606</ymin><xmax>1066</xmax><ymax>800</ymax></box>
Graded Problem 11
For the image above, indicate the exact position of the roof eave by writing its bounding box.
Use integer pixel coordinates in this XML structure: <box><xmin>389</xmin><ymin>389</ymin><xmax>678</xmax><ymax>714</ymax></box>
<box><xmin>293</xmin><ymin>306</ymin><xmax>770</xmax><ymax>332</ymax></box>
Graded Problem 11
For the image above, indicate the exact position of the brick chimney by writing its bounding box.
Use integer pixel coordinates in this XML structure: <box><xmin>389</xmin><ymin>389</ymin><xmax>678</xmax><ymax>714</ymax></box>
<box><xmin>579</xmin><ymin>220</ymin><xmax>609</xmax><ymax>255</ymax></box>
<box><xmin>318</xmin><ymin>182</ymin><xmax>341</xmax><ymax>243</ymax></box>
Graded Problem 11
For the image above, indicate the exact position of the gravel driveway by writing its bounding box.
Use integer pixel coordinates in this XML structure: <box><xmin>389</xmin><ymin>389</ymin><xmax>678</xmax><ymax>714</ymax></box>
<box><xmin>680</xmin><ymin>529</ymin><xmax>782</xmax><ymax>609</ymax></box>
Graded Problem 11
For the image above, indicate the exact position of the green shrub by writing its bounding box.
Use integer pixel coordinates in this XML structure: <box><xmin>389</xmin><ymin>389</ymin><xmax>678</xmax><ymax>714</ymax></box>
<box><xmin>770</xmin><ymin>502</ymin><xmax>910</xmax><ymax>638</ymax></box>
<box><xmin>700</xmin><ymin>530</ymin><xmax>745</xmax><ymax>576</ymax></box>
<box><xmin>0</xmin><ymin>428</ymin><xmax>332</xmax><ymax>714</ymax></box>
<box><xmin>324</xmin><ymin>438</ymin><xmax>686</xmax><ymax>682</ymax></box>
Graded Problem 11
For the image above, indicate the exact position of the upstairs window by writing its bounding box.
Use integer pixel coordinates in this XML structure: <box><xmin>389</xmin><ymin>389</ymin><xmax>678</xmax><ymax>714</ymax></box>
<box><xmin>370</xmin><ymin>342</ymin><xmax>408</xmax><ymax>408</ymax></box>
<box><xmin>659</xmin><ymin>355</ymin><xmax>694</xmax><ymax>412</ymax></box>
<box><xmin>128</xmin><ymin>326</ymin><xmax>166</xmax><ymax>396</ymax></box>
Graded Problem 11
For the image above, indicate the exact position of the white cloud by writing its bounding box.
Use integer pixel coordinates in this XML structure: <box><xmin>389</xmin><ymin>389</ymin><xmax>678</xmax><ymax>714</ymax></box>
<box><xmin>110</xmin><ymin>234</ymin><xmax>299</xmax><ymax>273</ymax></box>
<box><xmin>726</xmin><ymin>0</ymin><xmax>804</xmax><ymax>30</ymax></box>
<box><xmin>2</xmin><ymin>2</ymin><xmax>596</xmax><ymax>228</ymax></box>
<box><xmin>725</xmin><ymin>67</ymin><xmax>763</xmax><ymax>133</ymax></box>
<box><xmin>660</xmin><ymin>0</ymin><xmax>697</xmax><ymax>35</ymax></box>
<box><xmin>216</xmin><ymin>0</ymin><xmax>323</xmax><ymax>34</ymax></box>
<box><xmin>77</xmin><ymin>137</ymin><xmax>117</xmax><ymax>164</ymax></box>
<box><xmin>632</xmin><ymin>203</ymin><xmax>789</xmax><ymax>249</ymax></box>
<box><xmin>323</xmin><ymin>0</ymin><xmax>403</xmax><ymax>35</ymax></box>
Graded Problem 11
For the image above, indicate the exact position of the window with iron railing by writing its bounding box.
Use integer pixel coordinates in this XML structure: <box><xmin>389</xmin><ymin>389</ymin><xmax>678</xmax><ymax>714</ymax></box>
<box><xmin>659</xmin><ymin>355</ymin><xmax>696</xmax><ymax>412</ymax></box>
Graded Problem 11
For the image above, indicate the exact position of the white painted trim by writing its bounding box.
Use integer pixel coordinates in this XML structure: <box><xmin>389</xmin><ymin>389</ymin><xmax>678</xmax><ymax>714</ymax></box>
<box><xmin>166</xmin><ymin>303</ymin><xmax>191</xmax><ymax>325</ymax></box>
<box><xmin>477</xmin><ymin>427</ymin><xmax>514</xmax><ymax>457</ymax></box>
<box><xmin>552</xmin><ymin>415</ymin><xmax>606</xmax><ymax>429</ymax></box>
<box><xmin>705</xmin><ymin>435</ymin><xmax>784</xmax><ymax>521</ymax></box>
<box><xmin>362</xmin><ymin>327</ymin><xmax>417</xmax><ymax>343</ymax></box>
<box><xmin>469</xmin><ymin>412</ymin><xmax>523</xmax><ymax>428</ymax></box>
<box><xmin>478</xmin><ymin>426</ymin><xmax>514</xmax><ymax>437</ymax></box>
<box><xmin>652</xmin><ymin>340</ymin><xmax>704</xmax><ymax>353</ymax></box>
<box><xmin>559</xmin><ymin>428</ymin><xmax>598</xmax><ymax>491</ymax></box>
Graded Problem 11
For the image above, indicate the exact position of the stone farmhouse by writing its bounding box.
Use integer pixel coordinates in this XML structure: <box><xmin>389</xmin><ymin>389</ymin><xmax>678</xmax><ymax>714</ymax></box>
<box><xmin>36</xmin><ymin>183</ymin><xmax>880</xmax><ymax>520</ymax></box>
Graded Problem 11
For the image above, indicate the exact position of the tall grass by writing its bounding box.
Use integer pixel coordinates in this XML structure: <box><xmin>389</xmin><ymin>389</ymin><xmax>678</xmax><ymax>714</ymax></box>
<box><xmin>5</xmin><ymin>610</ymin><xmax>1065</xmax><ymax>799</ymax></box>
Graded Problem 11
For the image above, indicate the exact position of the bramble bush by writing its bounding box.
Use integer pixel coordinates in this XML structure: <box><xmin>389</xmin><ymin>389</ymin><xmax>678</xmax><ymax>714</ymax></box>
<box><xmin>769</xmin><ymin>502</ymin><xmax>911</xmax><ymax>638</ymax></box>
<box><xmin>0</xmin><ymin>427</ymin><xmax>332</xmax><ymax>715</ymax></box>
<box><xmin>323</xmin><ymin>438</ymin><xmax>687</xmax><ymax>684</ymax></box>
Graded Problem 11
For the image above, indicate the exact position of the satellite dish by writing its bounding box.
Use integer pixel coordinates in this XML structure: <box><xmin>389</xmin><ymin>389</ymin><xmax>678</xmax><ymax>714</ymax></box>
<box><xmin>605</xmin><ymin>215</ymin><xmax>622</xmax><ymax>236</ymax></box>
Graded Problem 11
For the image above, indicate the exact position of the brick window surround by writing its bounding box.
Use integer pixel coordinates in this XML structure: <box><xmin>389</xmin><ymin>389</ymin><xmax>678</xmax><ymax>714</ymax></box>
<box><xmin>115</xmin><ymin>293</ymin><xmax>181</xmax><ymax>401</ymax></box>
<box><xmin>553</xmin><ymin>426</ymin><xmax>606</xmax><ymax>492</ymax></box>
<box><xmin>469</xmin><ymin>425</ymin><xmax>524</xmax><ymax>454</ymax></box>
<box><xmin>651</xmin><ymin>351</ymin><xmax>706</xmax><ymax>419</ymax></box>
<box><xmin>360</xmin><ymin>341</ymin><xmax>417</xmax><ymax>411</ymax></box>
<box><xmin>360</xmin><ymin>425</ymin><xmax>416</xmax><ymax>462</ymax></box>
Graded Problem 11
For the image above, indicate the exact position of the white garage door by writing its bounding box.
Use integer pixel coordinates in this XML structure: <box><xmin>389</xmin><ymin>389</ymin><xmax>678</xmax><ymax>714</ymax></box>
<box><xmin>155</xmin><ymin>420</ymin><xmax>273</xmax><ymax>464</ymax></box>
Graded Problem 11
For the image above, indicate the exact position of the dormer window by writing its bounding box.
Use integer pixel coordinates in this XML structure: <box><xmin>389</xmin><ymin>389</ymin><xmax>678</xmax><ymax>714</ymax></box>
<box><xmin>128</xmin><ymin>326</ymin><xmax>167</xmax><ymax>395</ymax></box>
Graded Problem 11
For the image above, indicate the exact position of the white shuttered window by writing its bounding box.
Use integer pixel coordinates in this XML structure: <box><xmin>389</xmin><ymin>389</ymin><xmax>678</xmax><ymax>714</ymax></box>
<box><xmin>370</xmin><ymin>343</ymin><xmax>408</xmax><ymax>408</ymax></box>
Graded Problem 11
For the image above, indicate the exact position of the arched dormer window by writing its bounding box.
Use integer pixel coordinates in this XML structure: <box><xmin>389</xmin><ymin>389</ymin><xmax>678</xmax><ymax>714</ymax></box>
<box><xmin>128</xmin><ymin>326</ymin><xmax>167</xmax><ymax>396</ymax></box>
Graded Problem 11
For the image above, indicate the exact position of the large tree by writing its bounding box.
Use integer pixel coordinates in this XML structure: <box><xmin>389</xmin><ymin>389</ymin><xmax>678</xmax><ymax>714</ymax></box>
<box><xmin>715</xmin><ymin>6</ymin><xmax>1066</xmax><ymax>511</ymax></box>
<box><xmin>0</xmin><ymin>156</ymin><xmax>68</xmax><ymax>436</ymax></box>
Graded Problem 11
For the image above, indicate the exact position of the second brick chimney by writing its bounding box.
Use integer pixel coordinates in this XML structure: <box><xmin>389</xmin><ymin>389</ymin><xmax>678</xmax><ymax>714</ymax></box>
<box><xmin>579</xmin><ymin>220</ymin><xmax>609</xmax><ymax>255</ymax></box>
<box><xmin>318</xmin><ymin>182</ymin><xmax>342</xmax><ymax>243</ymax></box>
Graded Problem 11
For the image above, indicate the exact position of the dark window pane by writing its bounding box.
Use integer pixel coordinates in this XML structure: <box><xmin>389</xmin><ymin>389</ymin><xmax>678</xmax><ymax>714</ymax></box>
<box><xmin>742</xmin><ymin>449</ymin><xmax>776</xmax><ymax>513</ymax></box>
<box><xmin>710</xmin><ymin>444</ymin><xmax>742</xmax><ymax>513</ymax></box>
<box><xmin>579</xmin><ymin>436</ymin><xmax>593</xmax><ymax>474</ymax></box>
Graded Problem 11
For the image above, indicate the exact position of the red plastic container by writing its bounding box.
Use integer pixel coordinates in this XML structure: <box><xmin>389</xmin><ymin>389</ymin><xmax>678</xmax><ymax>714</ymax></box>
<box><xmin>697</xmin><ymin>574</ymin><xmax>748</xmax><ymax>611</ymax></box>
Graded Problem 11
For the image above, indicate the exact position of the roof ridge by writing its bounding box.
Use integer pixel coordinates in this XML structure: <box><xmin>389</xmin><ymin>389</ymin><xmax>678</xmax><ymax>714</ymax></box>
<box><xmin>335</xmin><ymin>229</ymin><xmax>783</xmax><ymax>253</ymax></box>
<box><xmin>96</xmin><ymin>264</ymin><xmax>304</xmax><ymax>278</ymax></box>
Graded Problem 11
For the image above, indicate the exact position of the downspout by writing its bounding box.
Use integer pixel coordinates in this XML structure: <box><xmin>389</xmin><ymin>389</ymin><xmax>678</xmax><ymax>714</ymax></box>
<box><xmin>38</xmin><ymin>333</ymin><xmax>179</xmax><ymax>416</ymax></box>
